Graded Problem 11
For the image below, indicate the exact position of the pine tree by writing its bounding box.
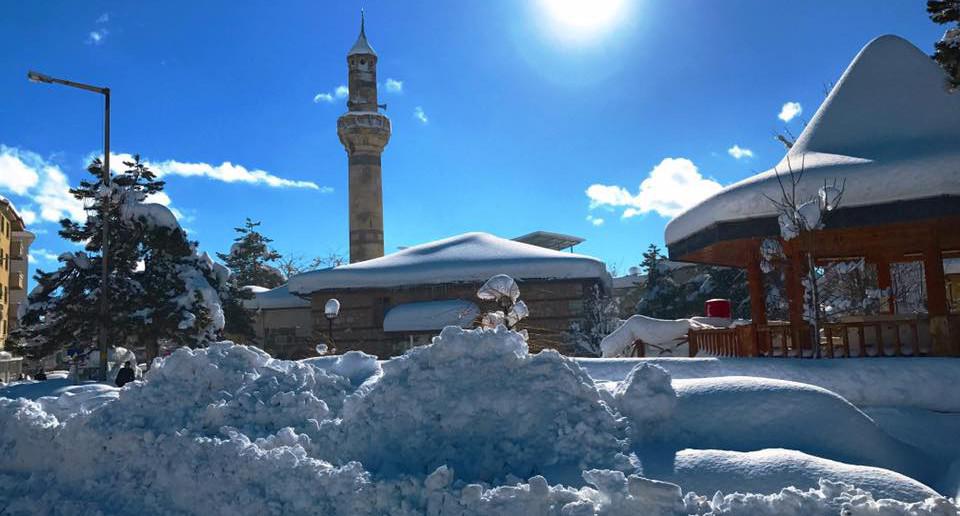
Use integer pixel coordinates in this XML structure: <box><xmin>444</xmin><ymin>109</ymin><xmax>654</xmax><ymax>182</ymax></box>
<box><xmin>635</xmin><ymin>244</ymin><xmax>682</xmax><ymax>318</ymax></box>
<box><xmin>13</xmin><ymin>156</ymin><xmax>227</xmax><ymax>361</ymax></box>
<box><xmin>928</xmin><ymin>0</ymin><xmax>960</xmax><ymax>88</ymax></box>
<box><xmin>13</xmin><ymin>158</ymin><xmax>151</xmax><ymax>359</ymax></box>
<box><xmin>216</xmin><ymin>219</ymin><xmax>284</xmax><ymax>288</ymax></box>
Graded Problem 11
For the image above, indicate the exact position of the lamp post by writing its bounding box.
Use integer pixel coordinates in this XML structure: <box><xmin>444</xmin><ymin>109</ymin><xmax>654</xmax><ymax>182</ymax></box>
<box><xmin>27</xmin><ymin>70</ymin><xmax>111</xmax><ymax>382</ymax></box>
<box><xmin>324</xmin><ymin>298</ymin><xmax>340</xmax><ymax>352</ymax></box>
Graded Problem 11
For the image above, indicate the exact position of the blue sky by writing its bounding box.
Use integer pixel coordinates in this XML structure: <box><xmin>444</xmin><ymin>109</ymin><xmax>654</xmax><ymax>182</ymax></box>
<box><xmin>0</xmin><ymin>1</ymin><xmax>946</xmax><ymax>280</ymax></box>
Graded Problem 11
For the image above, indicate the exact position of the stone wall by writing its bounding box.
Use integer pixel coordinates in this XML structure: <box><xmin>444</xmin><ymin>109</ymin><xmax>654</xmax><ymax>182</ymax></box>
<box><xmin>309</xmin><ymin>278</ymin><xmax>601</xmax><ymax>358</ymax></box>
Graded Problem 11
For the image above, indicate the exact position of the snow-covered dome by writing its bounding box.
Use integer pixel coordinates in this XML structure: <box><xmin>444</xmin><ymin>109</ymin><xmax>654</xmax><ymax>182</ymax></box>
<box><xmin>666</xmin><ymin>35</ymin><xmax>960</xmax><ymax>252</ymax></box>
<box><xmin>288</xmin><ymin>232</ymin><xmax>609</xmax><ymax>293</ymax></box>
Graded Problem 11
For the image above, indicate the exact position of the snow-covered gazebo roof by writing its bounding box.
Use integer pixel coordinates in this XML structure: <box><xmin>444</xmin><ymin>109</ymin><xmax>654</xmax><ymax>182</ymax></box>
<box><xmin>287</xmin><ymin>232</ymin><xmax>608</xmax><ymax>294</ymax></box>
<box><xmin>666</xmin><ymin>35</ymin><xmax>960</xmax><ymax>263</ymax></box>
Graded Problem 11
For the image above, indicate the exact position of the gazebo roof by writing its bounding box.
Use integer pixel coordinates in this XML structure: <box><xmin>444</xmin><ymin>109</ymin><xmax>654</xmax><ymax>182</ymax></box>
<box><xmin>666</xmin><ymin>35</ymin><xmax>960</xmax><ymax>261</ymax></box>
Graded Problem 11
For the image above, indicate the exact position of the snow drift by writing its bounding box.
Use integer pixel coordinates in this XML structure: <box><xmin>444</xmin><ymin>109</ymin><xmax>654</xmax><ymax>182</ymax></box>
<box><xmin>0</xmin><ymin>328</ymin><xmax>956</xmax><ymax>515</ymax></box>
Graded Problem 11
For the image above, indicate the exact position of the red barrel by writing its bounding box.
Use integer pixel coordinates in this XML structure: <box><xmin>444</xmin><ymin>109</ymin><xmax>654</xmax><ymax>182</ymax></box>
<box><xmin>705</xmin><ymin>298</ymin><xmax>732</xmax><ymax>318</ymax></box>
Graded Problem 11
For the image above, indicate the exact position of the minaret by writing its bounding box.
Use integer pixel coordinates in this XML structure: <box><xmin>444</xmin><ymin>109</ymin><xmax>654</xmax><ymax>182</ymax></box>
<box><xmin>338</xmin><ymin>12</ymin><xmax>391</xmax><ymax>263</ymax></box>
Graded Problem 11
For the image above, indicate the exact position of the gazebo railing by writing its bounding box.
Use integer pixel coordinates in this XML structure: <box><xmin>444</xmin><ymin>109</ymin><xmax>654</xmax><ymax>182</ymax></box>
<box><xmin>690</xmin><ymin>318</ymin><xmax>934</xmax><ymax>358</ymax></box>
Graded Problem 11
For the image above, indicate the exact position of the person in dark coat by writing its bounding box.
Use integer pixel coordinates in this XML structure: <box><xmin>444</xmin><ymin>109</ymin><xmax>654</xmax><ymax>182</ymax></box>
<box><xmin>34</xmin><ymin>369</ymin><xmax>46</xmax><ymax>381</ymax></box>
<box><xmin>115</xmin><ymin>361</ymin><xmax>136</xmax><ymax>387</ymax></box>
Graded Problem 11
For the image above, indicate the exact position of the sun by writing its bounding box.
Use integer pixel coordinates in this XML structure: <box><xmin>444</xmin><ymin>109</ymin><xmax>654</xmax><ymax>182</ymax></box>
<box><xmin>539</xmin><ymin>0</ymin><xmax>626</xmax><ymax>34</ymax></box>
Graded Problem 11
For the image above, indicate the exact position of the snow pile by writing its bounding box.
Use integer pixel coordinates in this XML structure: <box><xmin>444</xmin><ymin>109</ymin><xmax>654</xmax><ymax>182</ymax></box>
<box><xmin>614</xmin><ymin>363</ymin><xmax>676</xmax><ymax>440</ymax></box>
<box><xmin>666</xmin><ymin>376</ymin><xmax>939</xmax><ymax>485</ymax></box>
<box><xmin>0</xmin><ymin>332</ymin><xmax>957</xmax><ymax>515</ymax></box>
<box><xmin>314</xmin><ymin>325</ymin><xmax>629</xmax><ymax>483</ymax></box>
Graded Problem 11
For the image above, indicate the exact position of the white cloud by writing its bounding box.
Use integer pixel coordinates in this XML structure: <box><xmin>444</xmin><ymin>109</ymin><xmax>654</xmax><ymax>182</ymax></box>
<box><xmin>103</xmin><ymin>152</ymin><xmax>329</xmax><ymax>191</ymax></box>
<box><xmin>385</xmin><ymin>78</ymin><xmax>403</xmax><ymax>93</ymax></box>
<box><xmin>0</xmin><ymin>146</ymin><xmax>87</xmax><ymax>224</ymax></box>
<box><xmin>87</xmin><ymin>29</ymin><xmax>107</xmax><ymax>45</ymax></box>
<box><xmin>29</xmin><ymin>248</ymin><xmax>60</xmax><ymax>262</ymax></box>
<box><xmin>727</xmin><ymin>145</ymin><xmax>754</xmax><ymax>159</ymax></box>
<box><xmin>778</xmin><ymin>101</ymin><xmax>802</xmax><ymax>122</ymax></box>
<box><xmin>0</xmin><ymin>149</ymin><xmax>40</xmax><ymax>194</ymax></box>
<box><xmin>150</xmin><ymin>159</ymin><xmax>328</xmax><ymax>190</ymax></box>
<box><xmin>314</xmin><ymin>85</ymin><xmax>349</xmax><ymax>104</ymax></box>
<box><xmin>413</xmin><ymin>106</ymin><xmax>428</xmax><ymax>124</ymax></box>
<box><xmin>586</xmin><ymin>215</ymin><xmax>604</xmax><ymax>226</ymax></box>
<box><xmin>20</xmin><ymin>209</ymin><xmax>37</xmax><ymax>225</ymax></box>
<box><xmin>586</xmin><ymin>158</ymin><xmax>723</xmax><ymax>219</ymax></box>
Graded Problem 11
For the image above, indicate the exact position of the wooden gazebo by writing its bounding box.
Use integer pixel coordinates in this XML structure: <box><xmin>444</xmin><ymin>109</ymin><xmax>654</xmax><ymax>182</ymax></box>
<box><xmin>665</xmin><ymin>35</ymin><xmax>960</xmax><ymax>358</ymax></box>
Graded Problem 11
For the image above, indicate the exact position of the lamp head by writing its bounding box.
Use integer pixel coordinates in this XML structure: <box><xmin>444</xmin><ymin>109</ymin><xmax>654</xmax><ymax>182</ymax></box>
<box><xmin>27</xmin><ymin>71</ymin><xmax>53</xmax><ymax>84</ymax></box>
<box><xmin>324</xmin><ymin>298</ymin><xmax>341</xmax><ymax>319</ymax></box>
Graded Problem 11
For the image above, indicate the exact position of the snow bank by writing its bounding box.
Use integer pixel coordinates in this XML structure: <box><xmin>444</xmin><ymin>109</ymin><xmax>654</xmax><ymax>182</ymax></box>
<box><xmin>578</xmin><ymin>357</ymin><xmax>960</xmax><ymax>412</ymax></box>
<box><xmin>666</xmin><ymin>376</ymin><xmax>939</xmax><ymax>486</ymax></box>
<box><xmin>312</xmin><ymin>326</ymin><xmax>629</xmax><ymax>484</ymax></box>
<box><xmin>0</xmin><ymin>333</ymin><xmax>956</xmax><ymax>515</ymax></box>
<box><xmin>661</xmin><ymin>449</ymin><xmax>942</xmax><ymax>507</ymax></box>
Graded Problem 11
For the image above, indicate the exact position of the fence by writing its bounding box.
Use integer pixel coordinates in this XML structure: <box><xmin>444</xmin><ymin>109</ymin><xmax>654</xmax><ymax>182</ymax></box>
<box><xmin>689</xmin><ymin>317</ymin><xmax>939</xmax><ymax>358</ymax></box>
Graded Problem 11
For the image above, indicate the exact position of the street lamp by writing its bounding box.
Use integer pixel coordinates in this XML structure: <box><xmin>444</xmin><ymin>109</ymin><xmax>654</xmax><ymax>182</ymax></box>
<box><xmin>324</xmin><ymin>298</ymin><xmax>340</xmax><ymax>352</ymax></box>
<box><xmin>28</xmin><ymin>70</ymin><xmax>112</xmax><ymax>382</ymax></box>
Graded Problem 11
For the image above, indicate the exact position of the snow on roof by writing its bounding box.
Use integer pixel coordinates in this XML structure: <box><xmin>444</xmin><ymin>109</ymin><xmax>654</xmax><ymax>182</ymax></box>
<box><xmin>382</xmin><ymin>300</ymin><xmax>480</xmax><ymax>332</ymax></box>
<box><xmin>666</xmin><ymin>35</ymin><xmax>960</xmax><ymax>247</ymax></box>
<box><xmin>0</xmin><ymin>194</ymin><xmax>25</xmax><ymax>229</ymax></box>
<box><xmin>288</xmin><ymin>232</ymin><xmax>608</xmax><ymax>294</ymax></box>
<box><xmin>242</xmin><ymin>285</ymin><xmax>270</xmax><ymax>294</ymax></box>
<box><xmin>243</xmin><ymin>284</ymin><xmax>311</xmax><ymax>310</ymax></box>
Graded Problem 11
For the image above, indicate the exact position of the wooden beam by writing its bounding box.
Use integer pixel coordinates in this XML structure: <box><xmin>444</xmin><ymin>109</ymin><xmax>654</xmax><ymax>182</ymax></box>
<box><xmin>746</xmin><ymin>245</ymin><xmax>767</xmax><ymax>357</ymax></box>
<box><xmin>875</xmin><ymin>259</ymin><xmax>895</xmax><ymax>314</ymax></box>
<box><xmin>784</xmin><ymin>241</ymin><xmax>807</xmax><ymax>357</ymax></box>
<box><xmin>923</xmin><ymin>235</ymin><xmax>953</xmax><ymax>355</ymax></box>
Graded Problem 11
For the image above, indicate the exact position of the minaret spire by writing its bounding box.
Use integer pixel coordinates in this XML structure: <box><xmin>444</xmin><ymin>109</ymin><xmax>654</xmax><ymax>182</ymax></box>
<box><xmin>338</xmin><ymin>12</ymin><xmax>390</xmax><ymax>263</ymax></box>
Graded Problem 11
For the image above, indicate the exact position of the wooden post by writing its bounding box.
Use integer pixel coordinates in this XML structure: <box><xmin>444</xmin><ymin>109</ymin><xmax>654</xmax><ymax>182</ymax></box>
<box><xmin>875</xmin><ymin>259</ymin><xmax>895</xmax><ymax>314</ymax></box>
<box><xmin>784</xmin><ymin>242</ymin><xmax>807</xmax><ymax>357</ymax></box>
<box><xmin>746</xmin><ymin>246</ymin><xmax>767</xmax><ymax>357</ymax></box>
<box><xmin>923</xmin><ymin>237</ymin><xmax>953</xmax><ymax>355</ymax></box>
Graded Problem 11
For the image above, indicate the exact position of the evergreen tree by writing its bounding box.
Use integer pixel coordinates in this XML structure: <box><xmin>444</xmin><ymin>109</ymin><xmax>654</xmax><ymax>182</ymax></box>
<box><xmin>216</xmin><ymin>219</ymin><xmax>284</xmax><ymax>288</ymax></box>
<box><xmin>13</xmin><ymin>156</ymin><xmax>226</xmax><ymax>361</ymax></box>
<box><xmin>928</xmin><ymin>0</ymin><xmax>960</xmax><ymax>88</ymax></box>
<box><xmin>13</xmin><ymin>158</ymin><xmax>152</xmax><ymax>359</ymax></box>
<box><xmin>635</xmin><ymin>244</ymin><xmax>682</xmax><ymax>318</ymax></box>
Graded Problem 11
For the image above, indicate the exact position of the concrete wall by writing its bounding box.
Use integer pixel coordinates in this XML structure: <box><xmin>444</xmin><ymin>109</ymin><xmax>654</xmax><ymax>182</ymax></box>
<box><xmin>309</xmin><ymin>278</ymin><xmax>602</xmax><ymax>359</ymax></box>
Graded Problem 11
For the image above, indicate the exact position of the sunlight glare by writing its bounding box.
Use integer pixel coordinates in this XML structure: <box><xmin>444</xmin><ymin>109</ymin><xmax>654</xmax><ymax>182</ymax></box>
<box><xmin>540</xmin><ymin>0</ymin><xmax>626</xmax><ymax>33</ymax></box>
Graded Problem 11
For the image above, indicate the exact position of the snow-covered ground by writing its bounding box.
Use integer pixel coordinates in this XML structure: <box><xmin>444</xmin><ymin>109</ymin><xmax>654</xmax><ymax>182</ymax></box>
<box><xmin>1</xmin><ymin>327</ymin><xmax>958</xmax><ymax>515</ymax></box>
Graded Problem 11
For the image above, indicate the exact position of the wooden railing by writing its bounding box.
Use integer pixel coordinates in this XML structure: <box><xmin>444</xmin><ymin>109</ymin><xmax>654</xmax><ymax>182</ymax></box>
<box><xmin>690</xmin><ymin>317</ymin><xmax>934</xmax><ymax>358</ymax></box>
<box><xmin>688</xmin><ymin>325</ymin><xmax>756</xmax><ymax>357</ymax></box>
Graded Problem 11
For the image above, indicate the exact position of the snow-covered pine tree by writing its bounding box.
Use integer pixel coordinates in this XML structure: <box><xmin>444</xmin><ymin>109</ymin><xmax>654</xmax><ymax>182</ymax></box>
<box><xmin>216</xmin><ymin>219</ymin><xmax>285</xmax><ymax>288</ymax></box>
<box><xmin>12</xmin><ymin>158</ymin><xmax>149</xmax><ymax>360</ymax></box>
<box><xmin>14</xmin><ymin>156</ymin><xmax>228</xmax><ymax>362</ymax></box>
<box><xmin>928</xmin><ymin>0</ymin><xmax>960</xmax><ymax>88</ymax></box>
<box><xmin>566</xmin><ymin>284</ymin><xmax>620</xmax><ymax>356</ymax></box>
